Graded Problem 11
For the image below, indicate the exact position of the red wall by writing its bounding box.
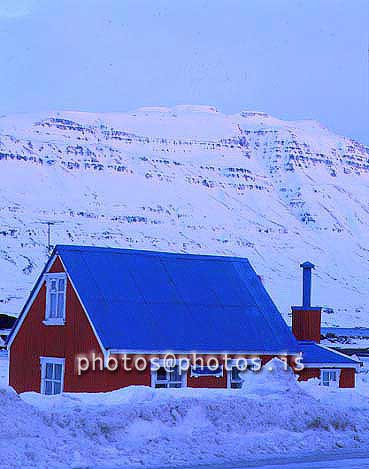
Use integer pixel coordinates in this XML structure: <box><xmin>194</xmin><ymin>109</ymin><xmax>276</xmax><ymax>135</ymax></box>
<box><xmin>297</xmin><ymin>367</ymin><xmax>355</xmax><ymax>388</ymax></box>
<box><xmin>292</xmin><ymin>307</ymin><xmax>322</xmax><ymax>342</ymax></box>
<box><xmin>298</xmin><ymin>368</ymin><xmax>320</xmax><ymax>381</ymax></box>
<box><xmin>339</xmin><ymin>368</ymin><xmax>355</xmax><ymax>388</ymax></box>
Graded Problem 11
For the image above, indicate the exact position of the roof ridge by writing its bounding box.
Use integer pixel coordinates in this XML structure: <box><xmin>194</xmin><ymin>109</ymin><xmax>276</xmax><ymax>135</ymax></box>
<box><xmin>54</xmin><ymin>244</ymin><xmax>250</xmax><ymax>262</ymax></box>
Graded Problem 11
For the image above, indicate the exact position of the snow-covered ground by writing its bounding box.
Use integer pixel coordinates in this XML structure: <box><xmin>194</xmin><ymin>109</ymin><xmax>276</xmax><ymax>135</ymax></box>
<box><xmin>1</xmin><ymin>358</ymin><xmax>369</xmax><ymax>469</ymax></box>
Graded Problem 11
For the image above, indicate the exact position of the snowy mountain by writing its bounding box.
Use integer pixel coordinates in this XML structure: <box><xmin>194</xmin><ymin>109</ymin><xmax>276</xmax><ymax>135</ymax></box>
<box><xmin>0</xmin><ymin>105</ymin><xmax>368</xmax><ymax>326</ymax></box>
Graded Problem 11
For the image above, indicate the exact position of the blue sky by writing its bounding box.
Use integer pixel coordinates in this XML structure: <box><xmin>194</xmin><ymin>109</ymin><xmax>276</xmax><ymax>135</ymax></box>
<box><xmin>0</xmin><ymin>0</ymin><xmax>368</xmax><ymax>143</ymax></box>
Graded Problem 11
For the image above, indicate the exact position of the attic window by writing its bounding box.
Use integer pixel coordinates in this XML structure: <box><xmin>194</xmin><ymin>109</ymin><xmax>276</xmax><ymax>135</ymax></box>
<box><xmin>44</xmin><ymin>273</ymin><xmax>67</xmax><ymax>325</ymax></box>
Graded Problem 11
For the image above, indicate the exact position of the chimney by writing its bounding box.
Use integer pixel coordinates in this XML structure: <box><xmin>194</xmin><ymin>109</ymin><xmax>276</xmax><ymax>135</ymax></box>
<box><xmin>292</xmin><ymin>261</ymin><xmax>322</xmax><ymax>343</ymax></box>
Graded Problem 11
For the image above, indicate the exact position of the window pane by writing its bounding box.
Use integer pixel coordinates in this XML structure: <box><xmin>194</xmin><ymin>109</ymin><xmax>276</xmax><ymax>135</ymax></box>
<box><xmin>169</xmin><ymin>366</ymin><xmax>180</xmax><ymax>382</ymax></box>
<box><xmin>50</xmin><ymin>280</ymin><xmax>57</xmax><ymax>291</ymax></box>
<box><xmin>44</xmin><ymin>380</ymin><xmax>53</xmax><ymax>395</ymax></box>
<box><xmin>58</xmin><ymin>278</ymin><xmax>65</xmax><ymax>291</ymax></box>
<box><xmin>54</xmin><ymin>364</ymin><xmax>62</xmax><ymax>380</ymax></box>
<box><xmin>231</xmin><ymin>367</ymin><xmax>240</xmax><ymax>381</ymax></box>
<box><xmin>53</xmin><ymin>382</ymin><xmax>62</xmax><ymax>395</ymax></box>
<box><xmin>57</xmin><ymin>293</ymin><xmax>65</xmax><ymax>318</ymax></box>
<box><xmin>231</xmin><ymin>382</ymin><xmax>242</xmax><ymax>389</ymax></box>
<box><xmin>49</xmin><ymin>293</ymin><xmax>57</xmax><ymax>317</ymax></box>
<box><xmin>157</xmin><ymin>367</ymin><xmax>167</xmax><ymax>380</ymax></box>
<box><xmin>155</xmin><ymin>383</ymin><xmax>167</xmax><ymax>388</ymax></box>
<box><xmin>169</xmin><ymin>382</ymin><xmax>182</xmax><ymax>388</ymax></box>
<box><xmin>45</xmin><ymin>363</ymin><xmax>53</xmax><ymax>379</ymax></box>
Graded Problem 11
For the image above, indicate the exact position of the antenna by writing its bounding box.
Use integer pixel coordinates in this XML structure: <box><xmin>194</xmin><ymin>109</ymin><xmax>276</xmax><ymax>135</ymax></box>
<box><xmin>39</xmin><ymin>221</ymin><xmax>64</xmax><ymax>255</ymax></box>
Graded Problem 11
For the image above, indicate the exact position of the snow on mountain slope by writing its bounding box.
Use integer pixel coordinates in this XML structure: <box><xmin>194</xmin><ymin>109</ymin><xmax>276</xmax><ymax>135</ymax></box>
<box><xmin>0</xmin><ymin>106</ymin><xmax>368</xmax><ymax>326</ymax></box>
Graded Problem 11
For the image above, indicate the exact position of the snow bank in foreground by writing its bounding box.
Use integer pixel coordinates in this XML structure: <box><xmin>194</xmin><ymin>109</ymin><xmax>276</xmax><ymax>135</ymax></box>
<box><xmin>1</xmin><ymin>371</ymin><xmax>369</xmax><ymax>468</ymax></box>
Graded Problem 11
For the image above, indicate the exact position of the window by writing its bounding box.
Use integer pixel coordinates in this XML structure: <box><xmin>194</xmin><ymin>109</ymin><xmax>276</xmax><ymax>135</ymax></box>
<box><xmin>151</xmin><ymin>365</ymin><xmax>186</xmax><ymax>388</ymax></box>
<box><xmin>227</xmin><ymin>367</ymin><xmax>243</xmax><ymax>389</ymax></box>
<box><xmin>320</xmin><ymin>369</ymin><xmax>340</xmax><ymax>387</ymax></box>
<box><xmin>191</xmin><ymin>365</ymin><xmax>223</xmax><ymax>378</ymax></box>
<box><xmin>44</xmin><ymin>273</ymin><xmax>67</xmax><ymax>324</ymax></box>
<box><xmin>40</xmin><ymin>357</ymin><xmax>65</xmax><ymax>395</ymax></box>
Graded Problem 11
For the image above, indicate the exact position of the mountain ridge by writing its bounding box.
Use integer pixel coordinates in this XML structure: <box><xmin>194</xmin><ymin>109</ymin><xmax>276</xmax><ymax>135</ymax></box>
<box><xmin>0</xmin><ymin>107</ymin><xmax>368</xmax><ymax>326</ymax></box>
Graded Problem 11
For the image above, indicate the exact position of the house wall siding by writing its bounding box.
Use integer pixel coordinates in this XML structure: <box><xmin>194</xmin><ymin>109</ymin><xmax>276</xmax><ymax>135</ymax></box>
<box><xmin>339</xmin><ymin>368</ymin><xmax>355</xmax><ymax>388</ymax></box>
<box><xmin>297</xmin><ymin>368</ymin><xmax>320</xmax><ymax>381</ymax></box>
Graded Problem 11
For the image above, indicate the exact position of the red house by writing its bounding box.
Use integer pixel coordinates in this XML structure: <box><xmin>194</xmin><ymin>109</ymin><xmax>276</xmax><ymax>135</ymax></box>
<box><xmin>7</xmin><ymin>245</ymin><xmax>359</xmax><ymax>394</ymax></box>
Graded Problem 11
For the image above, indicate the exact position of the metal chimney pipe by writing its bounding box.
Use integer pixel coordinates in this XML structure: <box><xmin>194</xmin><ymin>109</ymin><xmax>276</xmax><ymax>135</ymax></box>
<box><xmin>300</xmin><ymin>261</ymin><xmax>315</xmax><ymax>308</ymax></box>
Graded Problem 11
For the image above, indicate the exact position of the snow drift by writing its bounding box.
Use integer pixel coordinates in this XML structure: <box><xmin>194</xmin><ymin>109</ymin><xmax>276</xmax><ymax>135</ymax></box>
<box><xmin>1</xmin><ymin>364</ymin><xmax>369</xmax><ymax>469</ymax></box>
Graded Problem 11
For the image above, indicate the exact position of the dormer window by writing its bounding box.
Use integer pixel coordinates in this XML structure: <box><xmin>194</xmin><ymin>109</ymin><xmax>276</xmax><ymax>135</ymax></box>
<box><xmin>44</xmin><ymin>273</ymin><xmax>67</xmax><ymax>325</ymax></box>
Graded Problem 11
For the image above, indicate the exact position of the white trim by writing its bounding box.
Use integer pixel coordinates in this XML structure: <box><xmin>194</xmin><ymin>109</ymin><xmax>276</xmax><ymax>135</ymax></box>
<box><xmin>44</xmin><ymin>272</ymin><xmax>67</xmax><ymax>324</ymax></box>
<box><xmin>303</xmin><ymin>363</ymin><xmax>359</xmax><ymax>369</ymax></box>
<box><xmin>7</xmin><ymin>345</ymin><xmax>10</xmax><ymax>387</ymax></box>
<box><xmin>226</xmin><ymin>366</ymin><xmax>244</xmax><ymax>389</ymax></box>
<box><xmin>40</xmin><ymin>356</ymin><xmax>65</xmax><ymax>365</ymax></box>
<box><xmin>43</xmin><ymin>318</ymin><xmax>65</xmax><ymax>326</ymax></box>
<box><xmin>190</xmin><ymin>365</ymin><xmax>223</xmax><ymax>378</ymax></box>
<box><xmin>320</xmin><ymin>368</ymin><xmax>341</xmax><ymax>388</ymax></box>
<box><xmin>150</xmin><ymin>368</ymin><xmax>156</xmax><ymax>388</ymax></box>
<box><xmin>317</xmin><ymin>343</ymin><xmax>362</xmax><ymax>362</ymax></box>
<box><xmin>7</xmin><ymin>254</ymin><xmax>58</xmax><ymax>349</ymax></box>
<box><xmin>40</xmin><ymin>356</ymin><xmax>65</xmax><ymax>395</ymax></box>
<box><xmin>108</xmin><ymin>349</ymin><xmax>298</xmax><ymax>355</ymax></box>
<box><xmin>44</xmin><ymin>272</ymin><xmax>67</xmax><ymax>280</ymax></box>
<box><xmin>150</xmin><ymin>359</ymin><xmax>187</xmax><ymax>388</ymax></box>
<box><xmin>303</xmin><ymin>342</ymin><xmax>361</xmax><ymax>370</ymax></box>
<box><xmin>226</xmin><ymin>368</ymin><xmax>231</xmax><ymax>389</ymax></box>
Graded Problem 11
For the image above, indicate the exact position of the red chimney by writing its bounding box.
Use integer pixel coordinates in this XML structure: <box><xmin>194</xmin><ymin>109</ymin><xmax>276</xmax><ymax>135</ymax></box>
<box><xmin>292</xmin><ymin>262</ymin><xmax>321</xmax><ymax>343</ymax></box>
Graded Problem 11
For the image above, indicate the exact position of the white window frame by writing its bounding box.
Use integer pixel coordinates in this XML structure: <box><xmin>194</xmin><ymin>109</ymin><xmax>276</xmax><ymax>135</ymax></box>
<box><xmin>226</xmin><ymin>366</ymin><xmax>244</xmax><ymax>389</ymax></box>
<box><xmin>151</xmin><ymin>359</ymin><xmax>187</xmax><ymax>388</ymax></box>
<box><xmin>190</xmin><ymin>365</ymin><xmax>223</xmax><ymax>378</ymax></box>
<box><xmin>225</xmin><ymin>358</ymin><xmax>247</xmax><ymax>389</ymax></box>
<box><xmin>320</xmin><ymin>368</ymin><xmax>340</xmax><ymax>388</ymax></box>
<box><xmin>40</xmin><ymin>357</ymin><xmax>65</xmax><ymax>395</ymax></box>
<box><xmin>44</xmin><ymin>273</ymin><xmax>67</xmax><ymax>325</ymax></box>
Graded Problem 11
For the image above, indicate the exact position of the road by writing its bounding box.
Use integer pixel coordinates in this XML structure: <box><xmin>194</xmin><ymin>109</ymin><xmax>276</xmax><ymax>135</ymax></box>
<box><xmin>251</xmin><ymin>457</ymin><xmax>369</xmax><ymax>468</ymax></box>
<box><xmin>99</xmin><ymin>454</ymin><xmax>369</xmax><ymax>469</ymax></box>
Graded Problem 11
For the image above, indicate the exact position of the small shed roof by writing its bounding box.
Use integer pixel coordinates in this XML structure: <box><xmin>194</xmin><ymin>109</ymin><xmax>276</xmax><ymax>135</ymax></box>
<box><xmin>298</xmin><ymin>341</ymin><xmax>361</xmax><ymax>367</ymax></box>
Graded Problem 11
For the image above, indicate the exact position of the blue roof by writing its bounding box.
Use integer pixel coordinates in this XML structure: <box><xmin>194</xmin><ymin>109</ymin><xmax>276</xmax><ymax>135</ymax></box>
<box><xmin>298</xmin><ymin>341</ymin><xmax>360</xmax><ymax>365</ymax></box>
<box><xmin>54</xmin><ymin>245</ymin><xmax>299</xmax><ymax>353</ymax></box>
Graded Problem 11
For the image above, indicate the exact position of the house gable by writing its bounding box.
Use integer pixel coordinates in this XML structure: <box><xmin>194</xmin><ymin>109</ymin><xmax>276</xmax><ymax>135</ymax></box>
<box><xmin>8</xmin><ymin>255</ymin><xmax>110</xmax><ymax>393</ymax></box>
<box><xmin>8</xmin><ymin>255</ymin><xmax>104</xmax><ymax>352</ymax></box>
